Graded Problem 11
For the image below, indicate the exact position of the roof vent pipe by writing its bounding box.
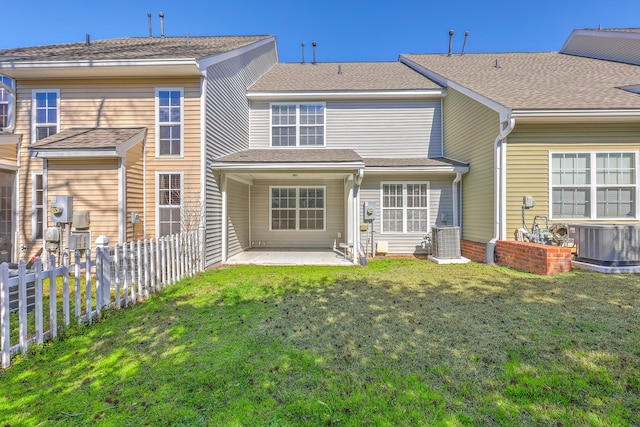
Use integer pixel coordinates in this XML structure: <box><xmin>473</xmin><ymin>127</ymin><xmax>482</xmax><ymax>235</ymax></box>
<box><xmin>495</xmin><ymin>58</ymin><xmax>500</xmax><ymax>68</ymax></box>
<box><xmin>312</xmin><ymin>41</ymin><xmax>317</xmax><ymax>64</ymax></box>
<box><xmin>147</xmin><ymin>12</ymin><xmax>153</xmax><ymax>37</ymax></box>
<box><xmin>85</xmin><ymin>34</ymin><xmax>90</xmax><ymax>46</ymax></box>
<box><xmin>187</xmin><ymin>32</ymin><xmax>190</xmax><ymax>45</ymax></box>
<box><xmin>461</xmin><ymin>31</ymin><xmax>468</xmax><ymax>55</ymax></box>
<box><xmin>447</xmin><ymin>30</ymin><xmax>454</xmax><ymax>56</ymax></box>
<box><xmin>338</xmin><ymin>64</ymin><xmax>342</xmax><ymax>74</ymax></box>
<box><xmin>301</xmin><ymin>42</ymin><xmax>305</xmax><ymax>64</ymax></box>
<box><xmin>159</xmin><ymin>12</ymin><xmax>165</xmax><ymax>38</ymax></box>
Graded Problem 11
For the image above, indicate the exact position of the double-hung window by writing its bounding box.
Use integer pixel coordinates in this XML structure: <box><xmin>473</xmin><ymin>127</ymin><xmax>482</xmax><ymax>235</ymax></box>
<box><xmin>381</xmin><ymin>182</ymin><xmax>429</xmax><ymax>233</ymax></box>
<box><xmin>157</xmin><ymin>172</ymin><xmax>182</xmax><ymax>236</ymax></box>
<box><xmin>32</xmin><ymin>172</ymin><xmax>43</xmax><ymax>240</ymax></box>
<box><xmin>32</xmin><ymin>89</ymin><xmax>59</xmax><ymax>141</ymax></box>
<box><xmin>551</xmin><ymin>152</ymin><xmax>637</xmax><ymax>219</ymax></box>
<box><xmin>0</xmin><ymin>75</ymin><xmax>14</xmax><ymax>130</ymax></box>
<box><xmin>270</xmin><ymin>186</ymin><xmax>325</xmax><ymax>231</ymax></box>
<box><xmin>271</xmin><ymin>103</ymin><xmax>325</xmax><ymax>147</ymax></box>
<box><xmin>156</xmin><ymin>88</ymin><xmax>183</xmax><ymax>157</ymax></box>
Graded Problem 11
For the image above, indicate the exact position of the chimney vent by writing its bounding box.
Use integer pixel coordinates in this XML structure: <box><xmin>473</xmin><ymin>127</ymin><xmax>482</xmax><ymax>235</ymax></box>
<box><xmin>147</xmin><ymin>12</ymin><xmax>153</xmax><ymax>37</ymax></box>
<box><xmin>85</xmin><ymin>34</ymin><xmax>90</xmax><ymax>46</ymax></box>
<box><xmin>312</xmin><ymin>41</ymin><xmax>317</xmax><ymax>64</ymax></box>
<box><xmin>301</xmin><ymin>42</ymin><xmax>305</xmax><ymax>64</ymax></box>
<box><xmin>447</xmin><ymin>30</ymin><xmax>454</xmax><ymax>56</ymax></box>
<box><xmin>159</xmin><ymin>12</ymin><xmax>165</xmax><ymax>38</ymax></box>
<box><xmin>461</xmin><ymin>31</ymin><xmax>469</xmax><ymax>55</ymax></box>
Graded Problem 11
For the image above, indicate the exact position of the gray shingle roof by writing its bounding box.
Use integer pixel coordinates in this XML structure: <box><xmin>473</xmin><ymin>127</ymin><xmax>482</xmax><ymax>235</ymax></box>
<box><xmin>402</xmin><ymin>52</ymin><xmax>640</xmax><ymax>110</ymax></box>
<box><xmin>363</xmin><ymin>157</ymin><xmax>468</xmax><ymax>168</ymax></box>
<box><xmin>215</xmin><ymin>149</ymin><xmax>362</xmax><ymax>163</ymax></box>
<box><xmin>31</xmin><ymin>127</ymin><xmax>146</xmax><ymax>150</ymax></box>
<box><xmin>249</xmin><ymin>62</ymin><xmax>443</xmax><ymax>92</ymax></box>
<box><xmin>0</xmin><ymin>36</ymin><xmax>271</xmax><ymax>62</ymax></box>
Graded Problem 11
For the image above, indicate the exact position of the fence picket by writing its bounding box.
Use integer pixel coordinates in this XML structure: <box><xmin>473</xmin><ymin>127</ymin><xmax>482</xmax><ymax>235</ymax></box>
<box><xmin>129</xmin><ymin>242</ymin><xmax>137</xmax><ymax>304</ymax></box>
<box><xmin>1</xmin><ymin>264</ymin><xmax>10</xmax><ymax>368</ymax></box>
<box><xmin>49</xmin><ymin>254</ymin><xmax>57</xmax><ymax>339</ymax></box>
<box><xmin>63</xmin><ymin>253</ymin><xmax>70</xmax><ymax>327</ymax></box>
<box><xmin>35</xmin><ymin>258</ymin><xmax>43</xmax><ymax>343</ymax></box>
<box><xmin>115</xmin><ymin>245</ymin><xmax>121</xmax><ymax>309</ymax></box>
<box><xmin>136</xmin><ymin>241</ymin><xmax>143</xmax><ymax>300</ymax></box>
<box><xmin>18</xmin><ymin>260</ymin><xmax>28</xmax><ymax>354</ymax></box>
<box><xmin>74</xmin><ymin>251</ymin><xmax>81</xmax><ymax>321</ymax></box>
<box><xmin>143</xmin><ymin>240</ymin><xmax>150</xmax><ymax>296</ymax></box>
<box><xmin>122</xmin><ymin>244</ymin><xmax>130</xmax><ymax>307</ymax></box>
<box><xmin>86</xmin><ymin>249</ymin><xmax>93</xmax><ymax>321</ymax></box>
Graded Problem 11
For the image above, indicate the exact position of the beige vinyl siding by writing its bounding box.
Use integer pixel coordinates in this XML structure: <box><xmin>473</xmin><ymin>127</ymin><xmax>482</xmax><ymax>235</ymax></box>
<box><xmin>506</xmin><ymin>122</ymin><xmax>640</xmax><ymax>237</ymax></box>
<box><xmin>443</xmin><ymin>88</ymin><xmax>500</xmax><ymax>243</ymax></box>
<box><xmin>0</xmin><ymin>144</ymin><xmax>17</xmax><ymax>165</ymax></box>
<box><xmin>249</xmin><ymin>99</ymin><xmax>442</xmax><ymax>158</ymax></box>
<box><xmin>126</xmin><ymin>142</ymin><xmax>144</xmax><ymax>242</ymax></box>
<box><xmin>47</xmin><ymin>159</ymin><xmax>119</xmax><ymax>245</ymax></box>
<box><xmin>250</xmin><ymin>179</ymin><xmax>344</xmax><ymax>248</ymax></box>
<box><xmin>13</xmin><ymin>78</ymin><xmax>202</xmax><ymax>257</ymax></box>
<box><xmin>204</xmin><ymin>40</ymin><xmax>278</xmax><ymax>267</ymax></box>
<box><xmin>360</xmin><ymin>173</ymin><xmax>454</xmax><ymax>254</ymax></box>
<box><xmin>227</xmin><ymin>178</ymin><xmax>250</xmax><ymax>257</ymax></box>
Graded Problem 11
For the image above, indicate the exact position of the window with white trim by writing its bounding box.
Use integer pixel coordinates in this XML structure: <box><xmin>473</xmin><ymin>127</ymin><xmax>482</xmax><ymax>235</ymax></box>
<box><xmin>32</xmin><ymin>89</ymin><xmax>59</xmax><ymax>141</ymax></box>
<box><xmin>271</xmin><ymin>103</ymin><xmax>325</xmax><ymax>147</ymax></box>
<box><xmin>551</xmin><ymin>152</ymin><xmax>637</xmax><ymax>219</ymax></box>
<box><xmin>156</xmin><ymin>88</ymin><xmax>183</xmax><ymax>156</ymax></box>
<box><xmin>32</xmin><ymin>172</ymin><xmax>43</xmax><ymax>240</ymax></box>
<box><xmin>381</xmin><ymin>182</ymin><xmax>429</xmax><ymax>233</ymax></box>
<box><xmin>0</xmin><ymin>75</ymin><xmax>14</xmax><ymax>130</ymax></box>
<box><xmin>270</xmin><ymin>186</ymin><xmax>325</xmax><ymax>231</ymax></box>
<box><xmin>157</xmin><ymin>173</ymin><xmax>182</xmax><ymax>236</ymax></box>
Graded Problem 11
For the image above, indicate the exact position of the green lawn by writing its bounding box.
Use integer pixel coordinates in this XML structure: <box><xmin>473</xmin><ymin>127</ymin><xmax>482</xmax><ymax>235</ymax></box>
<box><xmin>1</xmin><ymin>259</ymin><xmax>639</xmax><ymax>426</ymax></box>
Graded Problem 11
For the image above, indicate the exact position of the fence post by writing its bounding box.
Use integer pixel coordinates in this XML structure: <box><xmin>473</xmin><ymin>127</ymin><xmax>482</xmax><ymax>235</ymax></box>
<box><xmin>49</xmin><ymin>254</ymin><xmax>57</xmax><ymax>340</ymax></box>
<box><xmin>1</xmin><ymin>263</ymin><xmax>10</xmax><ymax>368</ymax></box>
<box><xmin>85</xmin><ymin>249</ymin><xmax>93</xmax><ymax>322</ymax></box>
<box><xmin>155</xmin><ymin>237</ymin><xmax>162</xmax><ymax>290</ymax></box>
<box><xmin>129</xmin><ymin>242</ymin><xmax>137</xmax><ymax>304</ymax></box>
<box><xmin>62</xmin><ymin>252</ymin><xmax>70</xmax><ymax>327</ymax></box>
<box><xmin>34</xmin><ymin>257</ymin><xmax>44</xmax><ymax>343</ymax></box>
<box><xmin>114</xmin><ymin>245</ymin><xmax>121</xmax><ymax>309</ymax></box>
<box><xmin>149</xmin><ymin>239</ymin><xmax>156</xmax><ymax>293</ymax></box>
<box><xmin>96</xmin><ymin>236</ymin><xmax>110</xmax><ymax>311</ymax></box>
<box><xmin>123</xmin><ymin>243</ymin><xmax>130</xmax><ymax>306</ymax></box>
<box><xmin>136</xmin><ymin>241</ymin><xmax>143</xmax><ymax>300</ymax></box>
<box><xmin>18</xmin><ymin>260</ymin><xmax>28</xmax><ymax>353</ymax></box>
<box><xmin>95</xmin><ymin>246</ymin><xmax>103</xmax><ymax>316</ymax></box>
<box><xmin>161</xmin><ymin>237</ymin><xmax>167</xmax><ymax>287</ymax></box>
<box><xmin>74</xmin><ymin>250</ymin><xmax>81</xmax><ymax>321</ymax></box>
<box><xmin>171</xmin><ymin>234</ymin><xmax>177</xmax><ymax>284</ymax></box>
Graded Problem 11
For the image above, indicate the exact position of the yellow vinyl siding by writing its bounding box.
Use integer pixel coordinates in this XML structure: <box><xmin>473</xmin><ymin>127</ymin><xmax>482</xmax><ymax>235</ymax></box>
<box><xmin>126</xmin><ymin>142</ymin><xmax>144</xmax><ymax>242</ymax></box>
<box><xmin>506</xmin><ymin>122</ymin><xmax>640</xmax><ymax>237</ymax></box>
<box><xmin>443</xmin><ymin>88</ymin><xmax>500</xmax><ymax>243</ymax></box>
<box><xmin>0</xmin><ymin>144</ymin><xmax>17</xmax><ymax>165</ymax></box>
<box><xmin>47</xmin><ymin>160</ymin><xmax>119</xmax><ymax>244</ymax></box>
<box><xmin>13</xmin><ymin>77</ymin><xmax>202</xmax><ymax>252</ymax></box>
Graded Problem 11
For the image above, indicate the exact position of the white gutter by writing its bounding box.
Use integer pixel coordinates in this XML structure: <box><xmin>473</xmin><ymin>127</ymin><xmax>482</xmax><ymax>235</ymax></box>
<box><xmin>247</xmin><ymin>89</ymin><xmax>446</xmax><ymax>101</ymax></box>
<box><xmin>0</xmin><ymin>81</ymin><xmax>16</xmax><ymax>133</ymax></box>
<box><xmin>487</xmin><ymin>117</ymin><xmax>516</xmax><ymax>264</ymax></box>
<box><xmin>211</xmin><ymin>161</ymin><xmax>365</xmax><ymax>171</ymax></box>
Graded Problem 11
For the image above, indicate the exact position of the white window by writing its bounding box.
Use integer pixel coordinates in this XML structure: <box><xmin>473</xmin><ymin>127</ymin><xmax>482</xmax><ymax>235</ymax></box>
<box><xmin>0</xmin><ymin>75</ymin><xmax>14</xmax><ymax>130</ymax></box>
<box><xmin>157</xmin><ymin>172</ymin><xmax>182</xmax><ymax>236</ymax></box>
<box><xmin>381</xmin><ymin>182</ymin><xmax>429</xmax><ymax>233</ymax></box>
<box><xmin>32</xmin><ymin>172</ymin><xmax>43</xmax><ymax>240</ymax></box>
<box><xmin>271</xmin><ymin>103</ymin><xmax>325</xmax><ymax>147</ymax></box>
<box><xmin>270</xmin><ymin>186</ymin><xmax>325</xmax><ymax>231</ymax></box>
<box><xmin>551</xmin><ymin>152</ymin><xmax>637</xmax><ymax>219</ymax></box>
<box><xmin>155</xmin><ymin>88</ymin><xmax>183</xmax><ymax>157</ymax></box>
<box><xmin>32</xmin><ymin>89</ymin><xmax>59</xmax><ymax>142</ymax></box>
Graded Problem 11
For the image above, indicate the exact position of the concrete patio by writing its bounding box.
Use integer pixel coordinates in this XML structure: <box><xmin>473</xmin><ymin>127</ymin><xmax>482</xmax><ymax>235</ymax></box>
<box><xmin>225</xmin><ymin>248</ymin><xmax>355</xmax><ymax>266</ymax></box>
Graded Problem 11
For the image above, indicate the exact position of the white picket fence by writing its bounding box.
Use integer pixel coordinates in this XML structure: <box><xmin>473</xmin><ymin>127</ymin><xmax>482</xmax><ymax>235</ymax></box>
<box><xmin>0</xmin><ymin>230</ymin><xmax>203</xmax><ymax>368</ymax></box>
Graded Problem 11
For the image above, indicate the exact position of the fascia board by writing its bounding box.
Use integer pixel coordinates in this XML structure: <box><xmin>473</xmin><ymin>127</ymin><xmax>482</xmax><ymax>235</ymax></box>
<box><xmin>512</xmin><ymin>109</ymin><xmax>640</xmax><ymax>122</ymax></box>
<box><xmin>0</xmin><ymin>134</ymin><xmax>21</xmax><ymax>145</ymax></box>
<box><xmin>247</xmin><ymin>89</ymin><xmax>445</xmax><ymax>101</ymax></box>
<box><xmin>197</xmin><ymin>37</ymin><xmax>276</xmax><ymax>73</ymax></box>
<box><xmin>30</xmin><ymin>149</ymin><xmax>120</xmax><ymax>159</ymax></box>
<box><xmin>365</xmin><ymin>166</ymin><xmax>470</xmax><ymax>174</ymax></box>
<box><xmin>400</xmin><ymin>55</ymin><xmax>512</xmax><ymax>121</ymax></box>
<box><xmin>211</xmin><ymin>161</ymin><xmax>365</xmax><ymax>171</ymax></box>
<box><xmin>115</xmin><ymin>129</ymin><xmax>147</xmax><ymax>156</ymax></box>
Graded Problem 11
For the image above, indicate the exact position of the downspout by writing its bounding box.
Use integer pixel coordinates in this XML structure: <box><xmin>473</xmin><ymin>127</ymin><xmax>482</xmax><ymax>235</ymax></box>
<box><xmin>452</xmin><ymin>172</ymin><xmax>462</xmax><ymax>226</ymax></box>
<box><xmin>0</xmin><ymin>81</ymin><xmax>16</xmax><ymax>133</ymax></box>
<box><xmin>486</xmin><ymin>117</ymin><xmax>515</xmax><ymax>264</ymax></box>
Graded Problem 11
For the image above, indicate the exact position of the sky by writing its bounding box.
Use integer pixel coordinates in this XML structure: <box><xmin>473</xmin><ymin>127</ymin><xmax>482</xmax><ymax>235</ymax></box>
<box><xmin>2</xmin><ymin>0</ymin><xmax>640</xmax><ymax>63</ymax></box>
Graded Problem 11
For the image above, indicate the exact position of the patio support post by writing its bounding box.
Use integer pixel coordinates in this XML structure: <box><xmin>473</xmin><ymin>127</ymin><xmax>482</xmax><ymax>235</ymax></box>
<box><xmin>220</xmin><ymin>173</ymin><xmax>227</xmax><ymax>263</ymax></box>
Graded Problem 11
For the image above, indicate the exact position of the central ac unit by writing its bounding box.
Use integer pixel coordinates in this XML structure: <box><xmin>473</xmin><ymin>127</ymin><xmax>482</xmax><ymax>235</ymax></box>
<box><xmin>431</xmin><ymin>226</ymin><xmax>461</xmax><ymax>259</ymax></box>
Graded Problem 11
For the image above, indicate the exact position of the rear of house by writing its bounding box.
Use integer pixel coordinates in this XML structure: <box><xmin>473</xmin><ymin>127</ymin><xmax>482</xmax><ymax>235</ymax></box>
<box><xmin>211</xmin><ymin>62</ymin><xmax>468</xmax><ymax>264</ymax></box>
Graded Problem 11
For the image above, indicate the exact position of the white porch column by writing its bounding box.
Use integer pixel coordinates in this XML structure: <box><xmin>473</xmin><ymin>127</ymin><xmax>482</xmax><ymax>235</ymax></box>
<box><xmin>346</xmin><ymin>175</ymin><xmax>354</xmax><ymax>254</ymax></box>
<box><xmin>352</xmin><ymin>173</ymin><xmax>360</xmax><ymax>264</ymax></box>
<box><xmin>220</xmin><ymin>173</ymin><xmax>227</xmax><ymax>263</ymax></box>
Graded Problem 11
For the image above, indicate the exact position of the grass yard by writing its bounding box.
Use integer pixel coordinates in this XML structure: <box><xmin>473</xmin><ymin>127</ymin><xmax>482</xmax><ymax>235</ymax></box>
<box><xmin>1</xmin><ymin>259</ymin><xmax>639</xmax><ymax>426</ymax></box>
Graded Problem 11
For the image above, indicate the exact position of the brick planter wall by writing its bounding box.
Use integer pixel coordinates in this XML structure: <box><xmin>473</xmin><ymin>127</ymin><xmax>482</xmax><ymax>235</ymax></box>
<box><xmin>495</xmin><ymin>240</ymin><xmax>572</xmax><ymax>275</ymax></box>
<box><xmin>461</xmin><ymin>240</ymin><xmax>487</xmax><ymax>262</ymax></box>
